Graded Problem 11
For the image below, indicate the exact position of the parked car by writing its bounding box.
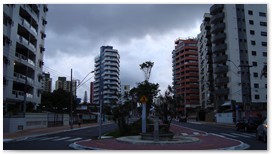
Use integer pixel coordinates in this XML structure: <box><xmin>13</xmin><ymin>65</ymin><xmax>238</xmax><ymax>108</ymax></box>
<box><xmin>256</xmin><ymin>118</ymin><xmax>267</xmax><ymax>142</ymax></box>
<box><xmin>236</xmin><ymin>117</ymin><xmax>262</xmax><ymax>132</ymax></box>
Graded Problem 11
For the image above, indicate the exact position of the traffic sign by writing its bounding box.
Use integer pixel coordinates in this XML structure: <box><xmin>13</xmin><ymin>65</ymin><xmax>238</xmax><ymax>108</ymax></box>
<box><xmin>140</xmin><ymin>95</ymin><xmax>148</xmax><ymax>103</ymax></box>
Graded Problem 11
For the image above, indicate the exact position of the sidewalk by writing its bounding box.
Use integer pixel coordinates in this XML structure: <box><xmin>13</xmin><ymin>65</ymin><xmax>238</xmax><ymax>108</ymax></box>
<box><xmin>3</xmin><ymin>122</ymin><xmax>102</xmax><ymax>142</ymax></box>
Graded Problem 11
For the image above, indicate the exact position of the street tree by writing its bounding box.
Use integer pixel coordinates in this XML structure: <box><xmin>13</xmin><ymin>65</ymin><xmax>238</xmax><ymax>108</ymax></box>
<box><xmin>140</xmin><ymin>61</ymin><xmax>154</xmax><ymax>81</ymax></box>
<box><xmin>154</xmin><ymin>85</ymin><xmax>178</xmax><ymax>132</ymax></box>
<box><xmin>130</xmin><ymin>81</ymin><xmax>160</xmax><ymax>116</ymax></box>
<box><xmin>40</xmin><ymin>89</ymin><xmax>76</xmax><ymax>113</ymax></box>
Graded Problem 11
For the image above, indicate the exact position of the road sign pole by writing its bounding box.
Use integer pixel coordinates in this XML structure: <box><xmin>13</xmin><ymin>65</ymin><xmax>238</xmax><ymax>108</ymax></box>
<box><xmin>142</xmin><ymin>103</ymin><xmax>146</xmax><ymax>133</ymax></box>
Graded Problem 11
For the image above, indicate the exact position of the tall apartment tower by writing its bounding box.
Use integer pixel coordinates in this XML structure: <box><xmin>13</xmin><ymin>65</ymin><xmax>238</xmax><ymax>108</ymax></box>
<box><xmin>197</xmin><ymin>13</ymin><xmax>215</xmax><ymax>110</ymax></box>
<box><xmin>55</xmin><ymin>77</ymin><xmax>67</xmax><ymax>90</ymax></box>
<box><xmin>3</xmin><ymin>4</ymin><xmax>48</xmax><ymax>113</ymax></box>
<box><xmin>93</xmin><ymin>46</ymin><xmax>121</xmax><ymax>104</ymax></box>
<box><xmin>121</xmin><ymin>85</ymin><xmax>130</xmax><ymax>104</ymax></box>
<box><xmin>198</xmin><ymin>4</ymin><xmax>267</xmax><ymax>116</ymax></box>
<box><xmin>42</xmin><ymin>72</ymin><xmax>52</xmax><ymax>93</ymax></box>
<box><xmin>55</xmin><ymin>77</ymin><xmax>76</xmax><ymax>96</ymax></box>
<box><xmin>172</xmin><ymin>38</ymin><xmax>200</xmax><ymax>114</ymax></box>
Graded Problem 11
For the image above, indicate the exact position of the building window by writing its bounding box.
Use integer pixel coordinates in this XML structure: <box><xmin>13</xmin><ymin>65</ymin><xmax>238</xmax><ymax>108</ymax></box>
<box><xmin>249</xmin><ymin>20</ymin><xmax>254</xmax><ymax>25</ymax></box>
<box><xmin>260</xmin><ymin>22</ymin><xmax>267</xmax><ymax>26</ymax></box>
<box><xmin>250</xmin><ymin>30</ymin><xmax>255</xmax><ymax>35</ymax></box>
<box><xmin>259</xmin><ymin>12</ymin><xmax>266</xmax><ymax>17</ymax></box>
<box><xmin>252</xmin><ymin>51</ymin><xmax>256</xmax><ymax>56</ymax></box>
<box><xmin>252</xmin><ymin>61</ymin><xmax>257</xmax><ymax>66</ymax></box>
<box><xmin>253</xmin><ymin>72</ymin><xmax>258</xmax><ymax>77</ymax></box>
<box><xmin>248</xmin><ymin>10</ymin><xmax>253</xmax><ymax>15</ymax></box>
<box><xmin>255</xmin><ymin>95</ymin><xmax>260</xmax><ymax>99</ymax></box>
<box><xmin>263</xmin><ymin>52</ymin><xmax>267</xmax><ymax>57</ymax></box>
<box><xmin>251</xmin><ymin>40</ymin><xmax>256</xmax><ymax>45</ymax></box>
<box><xmin>254</xmin><ymin>83</ymin><xmax>259</xmax><ymax>88</ymax></box>
<box><xmin>261</xmin><ymin>31</ymin><xmax>267</xmax><ymax>36</ymax></box>
<box><xmin>262</xmin><ymin>42</ymin><xmax>267</xmax><ymax>46</ymax></box>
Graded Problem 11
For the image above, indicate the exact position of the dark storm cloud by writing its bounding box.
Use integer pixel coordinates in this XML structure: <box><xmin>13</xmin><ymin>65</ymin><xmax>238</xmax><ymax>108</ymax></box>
<box><xmin>46</xmin><ymin>4</ymin><xmax>211</xmax><ymax>56</ymax></box>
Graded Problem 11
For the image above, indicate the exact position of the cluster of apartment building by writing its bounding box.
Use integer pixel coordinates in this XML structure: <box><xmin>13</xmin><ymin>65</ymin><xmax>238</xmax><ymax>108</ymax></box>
<box><xmin>172</xmin><ymin>4</ymin><xmax>267</xmax><ymax>121</ymax></box>
<box><xmin>3</xmin><ymin>4</ymin><xmax>267</xmax><ymax>123</ymax></box>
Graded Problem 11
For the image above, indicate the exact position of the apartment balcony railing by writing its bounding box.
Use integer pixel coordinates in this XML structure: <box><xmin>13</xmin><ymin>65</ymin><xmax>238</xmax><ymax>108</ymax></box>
<box><xmin>211</xmin><ymin>12</ymin><xmax>225</xmax><ymax>24</ymax></box>
<box><xmin>215</xmin><ymin>77</ymin><xmax>229</xmax><ymax>85</ymax></box>
<box><xmin>212</xmin><ymin>33</ymin><xmax>226</xmax><ymax>43</ymax></box>
<box><xmin>13</xmin><ymin>72</ymin><xmax>34</xmax><ymax>84</ymax></box>
<box><xmin>19</xmin><ymin>17</ymin><xmax>37</xmax><ymax>36</ymax></box>
<box><xmin>210</xmin><ymin>4</ymin><xmax>224</xmax><ymax>15</ymax></box>
<box><xmin>12</xmin><ymin>90</ymin><xmax>33</xmax><ymax>98</ymax></box>
<box><xmin>15</xmin><ymin>52</ymin><xmax>35</xmax><ymax>66</ymax></box>
<box><xmin>215</xmin><ymin>65</ymin><xmax>228</xmax><ymax>74</ymax></box>
<box><xmin>212</xmin><ymin>43</ymin><xmax>227</xmax><ymax>53</ymax></box>
<box><xmin>215</xmin><ymin>88</ymin><xmax>229</xmax><ymax>95</ymax></box>
<box><xmin>17</xmin><ymin>35</ymin><xmax>36</xmax><ymax>52</ymax></box>
<box><xmin>213</xmin><ymin>55</ymin><xmax>228</xmax><ymax>64</ymax></box>
<box><xmin>211</xmin><ymin>23</ymin><xmax>225</xmax><ymax>33</ymax></box>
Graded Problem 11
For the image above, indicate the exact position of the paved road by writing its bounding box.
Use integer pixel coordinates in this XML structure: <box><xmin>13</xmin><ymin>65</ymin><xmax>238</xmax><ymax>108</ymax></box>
<box><xmin>3</xmin><ymin>123</ymin><xmax>117</xmax><ymax>150</ymax></box>
<box><xmin>173</xmin><ymin>121</ymin><xmax>267</xmax><ymax>150</ymax></box>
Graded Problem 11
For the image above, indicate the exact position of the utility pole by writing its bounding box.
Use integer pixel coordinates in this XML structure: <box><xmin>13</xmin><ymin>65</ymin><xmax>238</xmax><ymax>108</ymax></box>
<box><xmin>70</xmin><ymin>69</ymin><xmax>73</xmax><ymax>129</ymax></box>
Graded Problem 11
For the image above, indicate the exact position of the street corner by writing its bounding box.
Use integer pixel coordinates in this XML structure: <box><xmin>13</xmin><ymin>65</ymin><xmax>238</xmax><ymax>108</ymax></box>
<box><xmin>3</xmin><ymin>139</ymin><xmax>15</xmax><ymax>143</ymax></box>
<box><xmin>206</xmin><ymin>133</ymin><xmax>250</xmax><ymax>150</ymax></box>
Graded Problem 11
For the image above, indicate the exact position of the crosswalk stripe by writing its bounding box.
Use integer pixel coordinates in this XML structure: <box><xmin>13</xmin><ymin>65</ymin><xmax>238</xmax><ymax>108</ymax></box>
<box><xmin>53</xmin><ymin>137</ymin><xmax>71</xmax><ymax>141</ymax></box>
<box><xmin>66</xmin><ymin>138</ymin><xmax>83</xmax><ymax>142</ymax></box>
<box><xmin>40</xmin><ymin>136</ymin><xmax>60</xmax><ymax>141</ymax></box>
<box><xmin>219</xmin><ymin>133</ymin><xmax>238</xmax><ymax>138</ymax></box>
<box><xmin>181</xmin><ymin>133</ymin><xmax>188</xmax><ymax>136</ymax></box>
<box><xmin>193</xmin><ymin>132</ymin><xmax>200</xmax><ymax>135</ymax></box>
<box><xmin>241</xmin><ymin>133</ymin><xmax>255</xmax><ymax>137</ymax></box>
<box><xmin>231</xmin><ymin>133</ymin><xmax>251</xmax><ymax>138</ymax></box>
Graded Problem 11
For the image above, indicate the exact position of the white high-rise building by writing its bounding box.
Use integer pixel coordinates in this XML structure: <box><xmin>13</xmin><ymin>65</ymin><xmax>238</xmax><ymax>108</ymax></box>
<box><xmin>3</xmin><ymin>4</ymin><xmax>48</xmax><ymax>113</ymax></box>
<box><xmin>198</xmin><ymin>4</ymin><xmax>267</xmax><ymax>117</ymax></box>
<box><xmin>93</xmin><ymin>46</ymin><xmax>121</xmax><ymax>104</ymax></box>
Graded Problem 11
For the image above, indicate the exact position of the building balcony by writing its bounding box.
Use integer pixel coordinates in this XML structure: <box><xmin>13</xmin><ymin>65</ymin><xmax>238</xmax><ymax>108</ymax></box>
<box><xmin>212</xmin><ymin>33</ymin><xmax>226</xmax><ymax>43</ymax></box>
<box><xmin>213</xmin><ymin>55</ymin><xmax>228</xmax><ymax>64</ymax></box>
<box><xmin>211</xmin><ymin>12</ymin><xmax>225</xmax><ymax>24</ymax></box>
<box><xmin>12</xmin><ymin>90</ymin><xmax>33</xmax><ymax>100</ymax></box>
<box><xmin>215</xmin><ymin>88</ymin><xmax>229</xmax><ymax>95</ymax></box>
<box><xmin>15</xmin><ymin>52</ymin><xmax>35</xmax><ymax>67</ymax></box>
<box><xmin>17</xmin><ymin>35</ymin><xmax>36</xmax><ymax>53</ymax></box>
<box><xmin>215</xmin><ymin>65</ymin><xmax>228</xmax><ymax>74</ymax></box>
<box><xmin>211</xmin><ymin>23</ymin><xmax>225</xmax><ymax>33</ymax></box>
<box><xmin>210</xmin><ymin>4</ymin><xmax>224</xmax><ymax>15</ymax></box>
<box><xmin>212</xmin><ymin>43</ymin><xmax>227</xmax><ymax>53</ymax></box>
<box><xmin>215</xmin><ymin>77</ymin><xmax>229</xmax><ymax>85</ymax></box>
<box><xmin>19</xmin><ymin>17</ymin><xmax>37</xmax><ymax>36</ymax></box>
<box><xmin>21</xmin><ymin>5</ymin><xmax>39</xmax><ymax>22</ymax></box>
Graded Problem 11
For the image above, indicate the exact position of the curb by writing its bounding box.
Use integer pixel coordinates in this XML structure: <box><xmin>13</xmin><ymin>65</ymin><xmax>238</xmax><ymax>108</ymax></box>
<box><xmin>210</xmin><ymin>133</ymin><xmax>250</xmax><ymax>150</ymax></box>
<box><xmin>69</xmin><ymin>140</ymin><xmax>104</xmax><ymax>150</ymax></box>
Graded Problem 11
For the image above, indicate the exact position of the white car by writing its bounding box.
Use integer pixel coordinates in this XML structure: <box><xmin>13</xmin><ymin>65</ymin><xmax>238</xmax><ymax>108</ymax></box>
<box><xmin>256</xmin><ymin>118</ymin><xmax>267</xmax><ymax>142</ymax></box>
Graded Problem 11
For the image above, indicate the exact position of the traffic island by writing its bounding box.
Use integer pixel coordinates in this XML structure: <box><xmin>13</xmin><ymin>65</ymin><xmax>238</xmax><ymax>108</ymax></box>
<box><xmin>116</xmin><ymin>135</ymin><xmax>199</xmax><ymax>144</ymax></box>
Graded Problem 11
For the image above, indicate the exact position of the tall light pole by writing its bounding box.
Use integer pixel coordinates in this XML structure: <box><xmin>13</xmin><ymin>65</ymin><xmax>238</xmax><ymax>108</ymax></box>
<box><xmin>70</xmin><ymin>68</ymin><xmax>73</xmax><ymax>129</ymax></box>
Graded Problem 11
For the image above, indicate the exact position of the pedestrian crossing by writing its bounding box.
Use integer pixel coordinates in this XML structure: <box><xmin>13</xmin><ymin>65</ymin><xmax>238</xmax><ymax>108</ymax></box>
<box><xmin>180</xmin><ymin>132</ymin><xmax>205</xmax><ymax>136</ymax></box>
<box><xmin>179</xmin><ymin>131</ymin><xmax>256</xmax><ymax>139</ymax></box>
<box><xmin>26</xmin><ymin>136</ymin><xmax>88</xmax><ymax>142</ymax></box>
<box><xmin>217</xmin><ymin>132</ymin><xmax>255</xmax><ymax>139</ymax></box>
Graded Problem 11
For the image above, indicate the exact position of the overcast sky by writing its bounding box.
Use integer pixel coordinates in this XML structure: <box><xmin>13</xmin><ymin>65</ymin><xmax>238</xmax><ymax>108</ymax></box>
<box><xmin>43</xmin><ymin>4</ymin><xmax>212</xmax><ymax>101</ymax></box>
